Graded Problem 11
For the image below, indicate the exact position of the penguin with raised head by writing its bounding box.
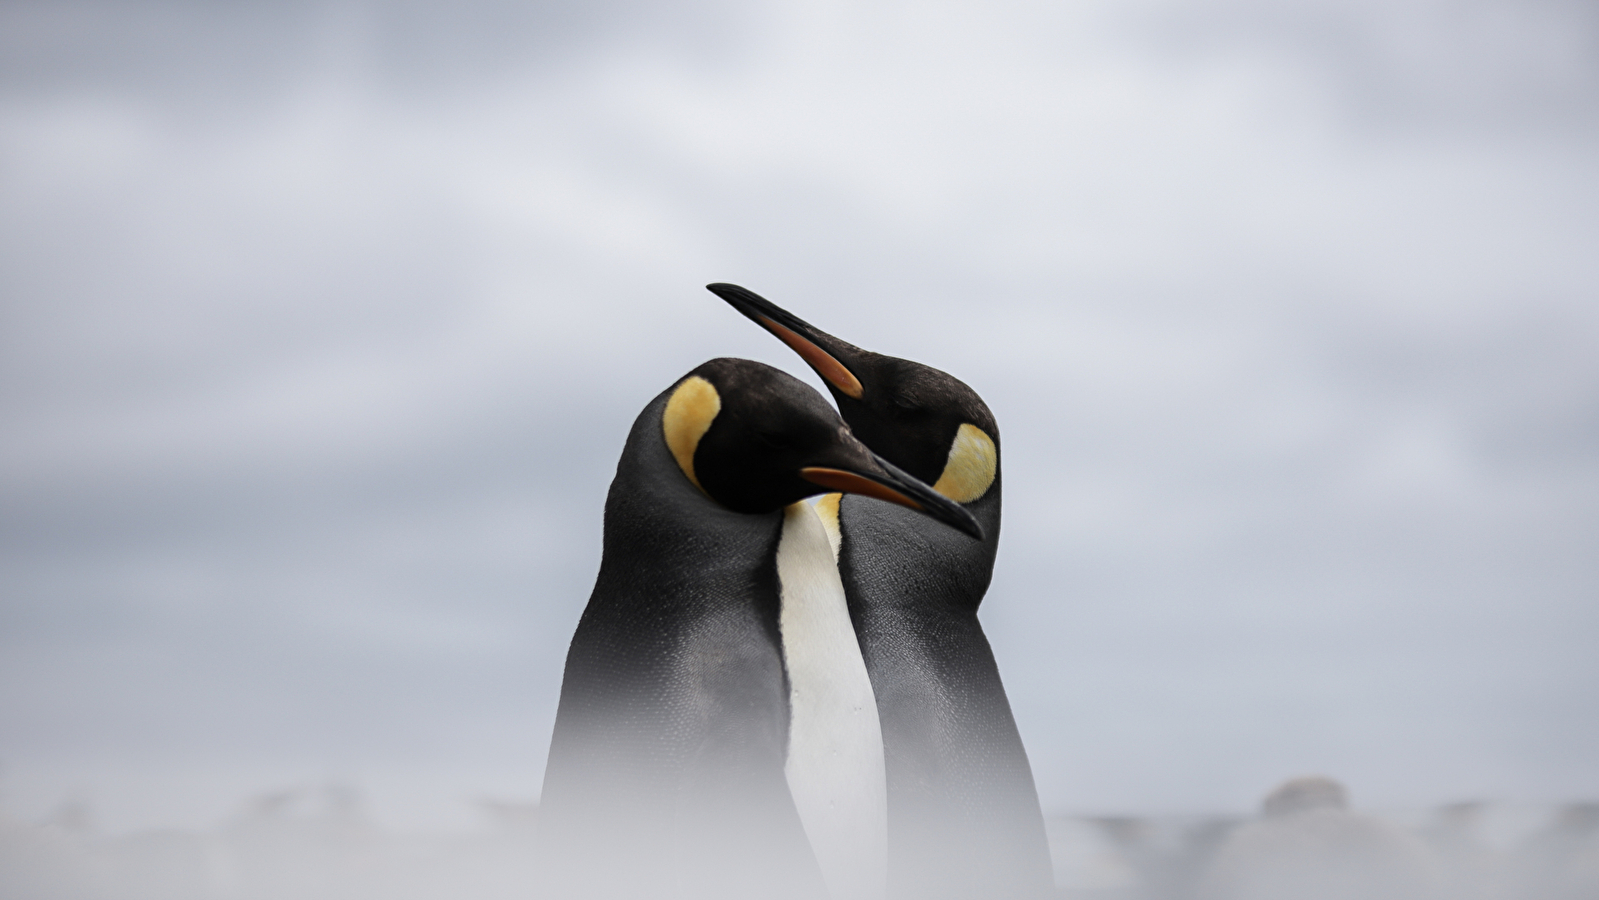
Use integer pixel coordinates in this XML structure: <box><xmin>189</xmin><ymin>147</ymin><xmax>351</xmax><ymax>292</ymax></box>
<box><xmin>540</xmin><ymin>357</ymin><xmax>981</xmax><ymax>900</ymax></box>
<box><xmin>707</xmin><ymin>284</ymin><xmax>1055</xmax><ymax>900</ymax></box>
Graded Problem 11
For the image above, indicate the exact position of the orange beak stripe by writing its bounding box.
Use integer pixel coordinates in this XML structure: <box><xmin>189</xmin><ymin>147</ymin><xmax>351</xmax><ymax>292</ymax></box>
<box><xmin>759</xmin><ymin>315</ymin><xmax>865</xmax><ymax>399</ymax></box>
<box><xmin>800</xmin><ymin>467</ymin><xmax>923</xmax><ymax>510</ymax></box>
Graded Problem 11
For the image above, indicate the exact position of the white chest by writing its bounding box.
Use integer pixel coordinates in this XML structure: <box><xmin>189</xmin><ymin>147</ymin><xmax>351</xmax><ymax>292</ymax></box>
<box><xmin>776</xmin><ymin>501</ymin><xmax>887</xmax><ymax>900</ymax></box>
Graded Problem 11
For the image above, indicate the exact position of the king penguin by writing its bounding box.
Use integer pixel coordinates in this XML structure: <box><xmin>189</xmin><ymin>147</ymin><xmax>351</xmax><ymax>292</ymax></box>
<box><xmin>707</xmin><ymin>285</ymin><xmax>1056</xmax><ymax>900</ymax></box>
<box><xmin>539</xmin><ymin>357</ymin><xmax>981</xmax><ymax>900</ymax></box>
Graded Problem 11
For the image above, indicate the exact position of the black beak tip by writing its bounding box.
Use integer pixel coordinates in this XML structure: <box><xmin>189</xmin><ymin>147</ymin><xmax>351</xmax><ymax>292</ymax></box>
<box><xmin>706</xmin><ymin>282</ymin><xmax>774</xmax><ymax>321</ymax></box>
<box><xmin>705</xmin><ymin>282</ymin><xmax>749</xmax><ymax>304</ymax></box>
<box><xmin>868</xmin><ymin>453</ymin><xmax>985</xmax><ymax>541</ymax></box>
<box><xmin>951</xmin><ymin>509</ymin><xmax>984</xmax><ymax>541</ymax></box>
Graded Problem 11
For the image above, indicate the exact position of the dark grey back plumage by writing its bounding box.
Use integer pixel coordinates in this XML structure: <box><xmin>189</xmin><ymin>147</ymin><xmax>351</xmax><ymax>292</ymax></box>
<box><xmin>539</xmin><ymin>383</ymin><xmax>824</xmax><ymax>900</ymax></box>
<box><xmin>840</xmin><ymin>475</ymin><xmax>1054</xmax><ymax>899</ymax></box>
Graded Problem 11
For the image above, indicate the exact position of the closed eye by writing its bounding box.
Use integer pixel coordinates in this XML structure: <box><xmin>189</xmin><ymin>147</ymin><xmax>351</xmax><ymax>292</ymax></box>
<box><xmin>752</xmin><ymin>430</ymin><xmax>791</xmax><ymax>450</ymax></box>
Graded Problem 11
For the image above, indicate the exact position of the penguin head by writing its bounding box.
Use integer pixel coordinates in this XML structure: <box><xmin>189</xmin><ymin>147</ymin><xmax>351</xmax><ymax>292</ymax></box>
<box><xmin>662</xmin><ymin>357</ymin><xmax>982</xmax><ymax>539</ymax></box>
<box><xmin>706</xmin><ymin>283</ymin><xmax>999</xmax><ymax>504</ymax></box>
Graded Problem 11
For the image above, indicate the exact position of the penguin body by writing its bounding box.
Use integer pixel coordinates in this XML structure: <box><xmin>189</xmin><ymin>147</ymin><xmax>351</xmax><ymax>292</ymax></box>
<box><xmin>831</xmin><ymin>482</ymin><xmax>1051</xmax><ymax>899</ymax></box>
<box><xmin>541</xmin><ymin>357</ymin><xmax>979</xmax><ymax>900</ymax></box>
<box><xmin>710</xmin><ymin>285</ymin><xmax>1055</xmax><ymax>899</ymax></box>
<box><xmin>540</xmin><ymin>371</ymin><xmax>817</xmax><ymax>900</ymax></box>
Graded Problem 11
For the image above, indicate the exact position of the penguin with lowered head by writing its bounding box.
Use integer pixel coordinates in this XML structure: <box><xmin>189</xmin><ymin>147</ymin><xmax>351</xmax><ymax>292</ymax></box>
<box><xmin>708</xmin><ymin>284</ymin><xmax>1055</xmax><ymax>900</ymax></box>
<box><xmin>540</xmin><ymin>356</ymin><xmax>981</xmax><ymax>900</ymax></box>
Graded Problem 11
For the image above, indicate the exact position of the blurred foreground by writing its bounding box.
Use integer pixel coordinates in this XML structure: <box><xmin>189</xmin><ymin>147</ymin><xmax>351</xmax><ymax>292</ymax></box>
<box><xmin>4</xmin><ymin>780</ymin><xmax>1596</xmax><ymax>900</ymax></box>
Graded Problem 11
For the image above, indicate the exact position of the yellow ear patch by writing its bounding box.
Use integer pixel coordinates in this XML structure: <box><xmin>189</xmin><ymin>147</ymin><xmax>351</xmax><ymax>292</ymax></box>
<box><xmin>932</xmin><ymin>423</ymin><xmax>997</xmax><ymax>504</ymax></box>
<box><xmin>662</xmin><ymin>375</ymin><xmax>721</xmax><ymax>492</ymax></box>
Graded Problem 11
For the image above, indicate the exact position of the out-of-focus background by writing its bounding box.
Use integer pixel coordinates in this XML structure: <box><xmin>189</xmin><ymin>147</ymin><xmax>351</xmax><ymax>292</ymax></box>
<box><xmin>2</xmin><ymin>0</ymin><xmax>1597</xmax><ymax>895</ymax></box>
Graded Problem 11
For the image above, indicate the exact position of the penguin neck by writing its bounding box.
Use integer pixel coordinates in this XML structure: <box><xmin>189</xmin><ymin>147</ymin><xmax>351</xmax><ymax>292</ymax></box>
<box><xmin>776</xmin><ymin>501</ymin><xmax>887</xmax><ymax>900</ymax></box>
<box><xmin>837</xmin><ymin>476</ymin><xmax>1001</xmax><ymax>615</ymax></box>
<box><xmin>591</xmin><ymin>387</ymin><xmax>786</xmax><ymax>627</ymax></box>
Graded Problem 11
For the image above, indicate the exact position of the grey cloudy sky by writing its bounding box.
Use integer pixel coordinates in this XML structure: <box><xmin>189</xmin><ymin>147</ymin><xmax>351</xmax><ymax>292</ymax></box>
<box><xmin>2</xmin><ymin>0</ymin><xmax>1596</xmax><ymax>832</ymax></box>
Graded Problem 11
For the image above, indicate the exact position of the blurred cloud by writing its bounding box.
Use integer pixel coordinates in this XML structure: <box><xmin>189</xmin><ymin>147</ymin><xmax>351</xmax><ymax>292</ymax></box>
<box><xmin>1</xmin><ymin>0</ymin><xmax>1596</xmax><ymax>832</ymax></box>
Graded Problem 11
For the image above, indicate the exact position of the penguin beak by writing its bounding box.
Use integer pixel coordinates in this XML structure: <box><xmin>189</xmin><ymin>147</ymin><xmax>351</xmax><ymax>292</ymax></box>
<box><xmin>801</xmin><ymin>453</ymin><xmax>983</xmax><ymax>541</ymax></box>
<box><xmin>707</xmin><ymin>283</ymin><xmax>866</xmax><ymax>400</ymax></box>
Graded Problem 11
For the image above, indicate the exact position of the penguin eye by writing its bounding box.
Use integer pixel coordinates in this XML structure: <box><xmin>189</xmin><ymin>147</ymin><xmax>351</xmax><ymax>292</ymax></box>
<box><xmin>752</xmin><ymin>429</ymin><xmax>792</xmax><ymax>450</ymax></box>
<box><xmin>891</xmin><ymin>393</ymin><xmax>920</xmax><ymax>412</ymax></box>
